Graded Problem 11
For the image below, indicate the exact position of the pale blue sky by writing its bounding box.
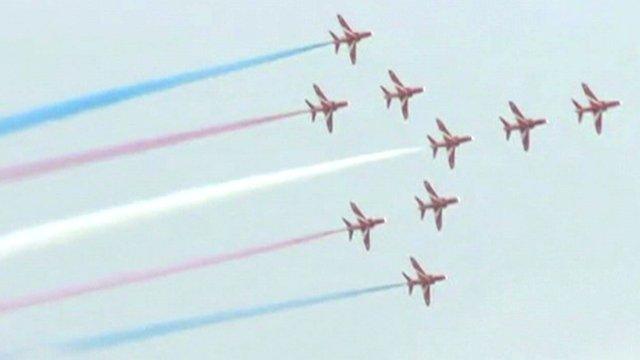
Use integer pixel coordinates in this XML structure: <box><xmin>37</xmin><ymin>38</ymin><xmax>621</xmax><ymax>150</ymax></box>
<box><xmin>1</xmin><ymin>1</ymin><xmax>639</xmax><ymax>358</ymax></box>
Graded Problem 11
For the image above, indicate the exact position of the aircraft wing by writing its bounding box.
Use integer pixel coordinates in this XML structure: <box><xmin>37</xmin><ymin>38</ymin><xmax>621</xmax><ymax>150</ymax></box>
<box><xmin>401</xmin><ymin>98</ymin><xmax>409</xmax><ymax>119</ymax></box>
<box><xmin>313</xmin><ymin>84</ymin><xmax>329</xmax><ymax>101</ymax></box>
<box><xmin>337</xmin><ymin>14</ymin><xmax>353</xmax><ymax>32</ymax></box>
<box><xmin>350</xmin><ymin>201</ymin><xmax>366</xmax><ymax>219</ymax></box>
<box><xmin>435</xmin><ymin>207</ymin><xmax>443</xmax><ymax>231</ymax></box>
<box><xmin>422</xmin><ymin>285</ymin><xmax>431</xmax><ymax>306</ymax></box>
<box><xmin>363</xmin><ymin>229</ymin><xmax>371</xmax><ymax>251</ymax></box>
<box><xmin>582</xmin><ymin>83</ymin><xmax>599</xmax><ymax>102</ymax></box>
<box><xmin>410</xmin><ymin>257</ymin><xmax>427</xmax><ymax>277</ymax></box>
<box><xmin>423</xmin><ymin>181</ymin><xmax>439</xmax><ymax>198</ymax></box>
<box><xmin>388</xmin><ymin>70</ymin><xmax>405</xmax><ymax>87</ymax></box>
<box><xmin>509</xmin><ymin>101</ymin><xmax>525</xmax><ymax>120</ymax></box>
<box><xmin>436</xmin><ymin>118</ymin><xmax>452</xmax><ymax>136</ymax></box>
<box><xmin>349</xmin><ymin>42</ymin><xmax>357</xmax><ymax>65</ymax></box>
<box><xmin>447</xmin><ymin>147</ymin><xmax>456</xmax><ymax>169</ymax></box>
<box><xmin>521</xmin><ymin>128</ymin><xmax>530</xmax><ymax>151</ymax></box>
<box><xmin>326</xmin><ymin>112</ymin><xmax>334</xmax><ymax>133</ymax></box>
<box><xmin>594</xmin><ymin>111</ymin><xmax>603</xmax><ymax>135</ymax></box>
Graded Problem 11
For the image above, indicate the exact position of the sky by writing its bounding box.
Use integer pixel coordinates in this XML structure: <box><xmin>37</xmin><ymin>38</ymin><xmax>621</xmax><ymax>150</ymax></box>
<box><xmin>1</xmin><ymin>0</ymin><xmax>639</xmax><ymax>359</ymax></box>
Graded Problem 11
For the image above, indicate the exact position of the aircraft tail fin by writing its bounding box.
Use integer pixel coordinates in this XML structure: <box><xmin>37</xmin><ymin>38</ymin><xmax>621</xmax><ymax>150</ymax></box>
<box><xmin>427</xmin><ymin>135</ymin><xmax>438</xmax><ymax>158</ymax></box>
<box><xmin>305</xmin><ymin>100</ymin><xmax>316</xmax><ymax>121</ymax></box>
<box><xmin>380</xmin><ymin>86</ymin><xmax>392</xmax><ymax>108</ymax></box>
<box><xmin>571</xmin><ymin>98</ymin><xmax>584</xmax><ymax>123</ymax></box>
<box><xmin>402</xmin><ymin>272</ymin><xmax>414</xmax><ymax>295</ymax></box>
<box><xmin>342</xmin><ymin>218</ymin><xmax>354</xmax><ymax>240</ymax></box>
<box><xmin>329</xmin><ymin>31</ymin><xmax>340</xmax><ymax>53</ymax></box>
<box><xmin>415</xmin><ymin>196</ymin><xmax>427</xmax><ymax>220</ymax></box>
<box><xmin>499</xmin><ymin>117</ymin><xmax>511</xmax><ymax>140</ymax></box>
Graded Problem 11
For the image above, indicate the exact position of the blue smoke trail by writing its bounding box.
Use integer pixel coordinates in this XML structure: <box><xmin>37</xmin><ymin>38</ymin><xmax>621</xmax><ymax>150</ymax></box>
<box><xmin>61</xmin><ymin>283</ymin><xmax>402</xmax><ymax>352</ymax></box>
<box><xmin>0</xmin><ymin>42</ymin><xmax>329</xmax><ymax>136</ymax></box>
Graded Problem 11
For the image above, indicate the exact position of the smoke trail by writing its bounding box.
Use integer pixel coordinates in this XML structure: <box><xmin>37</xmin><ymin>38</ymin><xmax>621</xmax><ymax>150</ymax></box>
<box><xmin>0</xmin><ymin>109</ymin><xmax>309</xmax><ymax>182</ymax></box>
<box><xmin>0</xmin><ymin>42</ymin><xmax>329</xmax><ymax>136</ymax></box>
<box><xmin>0</xmin><ymin>147</ymin><xmax>421</xmax><ymax>259</ymax></box>
<box><xmin>0</xmin><ymin>229</ymin><xmax>343</xmax><ymax>314</ymax></box>
<box><xmin>61</xmin><ymin>283</ymin><xmax>403</xmax><ymax>351</ymax></box>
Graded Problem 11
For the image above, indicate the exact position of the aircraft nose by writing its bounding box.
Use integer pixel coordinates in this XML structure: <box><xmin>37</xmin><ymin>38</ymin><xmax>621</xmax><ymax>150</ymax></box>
<box><xmin>455</xmin><ymin>197</ymin><xmax>461</xmax><ymax>203</ymax></box>
<box><xmin>469</xmin><ymin>136</ymin><xmax>475</xmax><ymax>141</ymax></box>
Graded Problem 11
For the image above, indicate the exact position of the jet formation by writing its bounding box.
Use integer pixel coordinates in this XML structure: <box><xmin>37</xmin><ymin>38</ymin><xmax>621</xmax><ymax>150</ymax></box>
<box><xmin>572</xmin><ymin>83</ymin><xmax>621</xmax><ymax>135</ymax></box>
<box><xmin>317</xmin><ymin>15</ymin><xmax>624</xmax><ymax>312</ymax></box>
<box><xmin>318</xmin><ymin>14</ymin><xmax>624</xmax><ymax>312</ymax></box>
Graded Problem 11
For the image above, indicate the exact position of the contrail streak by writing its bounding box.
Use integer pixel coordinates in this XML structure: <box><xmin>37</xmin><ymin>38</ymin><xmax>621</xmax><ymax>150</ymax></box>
<box><xmin>0</xmin><ymin>229</ymin><xmax>343</xmax><ymax>314</ymax></box>
<box><xmin>61</xmin><ymin>283</ymin><xmax>403</xmax><ymax>351</ymax></box>
<box><xmin>0</xmin><ymin>42</ymin><xmax>329</xmax><ymax>136</ymax></box>
<box><xmin>0</xmin><ymin>109</ymin><xmax>309</xmax><ymax>182</ymax></box>
<box><xmin>0</xmin><ymin>147</ymin><xmax>422</xmax><ymax>259</ymax></box>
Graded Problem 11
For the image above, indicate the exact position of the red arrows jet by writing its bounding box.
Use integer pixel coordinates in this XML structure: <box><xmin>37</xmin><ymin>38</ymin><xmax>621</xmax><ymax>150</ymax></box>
<box><xmin>380</xmin><ymin>70</ymin><xmax>425</xmax><ymax>120</ymax></box>
<box><xmin>499</xmin><ymin>101</ymin><xmax>547</xmax><ymax>152</ymax></box>
<box><xmin>329</xmin><ymin>14</ymin><xmax>373</xmax><ymax>65</ymax></box>
<box><xmin>305</xmin><ymin>84</ymin><xmax>349</xmax><ymax>133</ymax></box>
<box><xmin>342</xmin><ymin>201</ymin><xmax>386</xmax><ymax>251</ymax></box>
<box><xmin>427</xmin><ymin>118</ymin><xmax>473</xmax><ymax>169</ymax></box>
<box><xmin>402</xmin><ymin>257</ymin><xmax>446</xmax><ymax>307</ymax></box>
<box><xmin>415</xmin><ymin>181</ymin><xmax>459</xmax><ymax>231</ymax></box>
<box><xmin>571</xmin><ymin>83</ymin><xmax>621</xmax><ymax>135</ymax></box>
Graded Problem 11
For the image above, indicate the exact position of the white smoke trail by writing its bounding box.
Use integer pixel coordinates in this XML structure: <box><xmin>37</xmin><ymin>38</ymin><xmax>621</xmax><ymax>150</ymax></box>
<box><xmin>0</xmin><ymin>147</ymin><xmax>422</xmax><ymax>260</ymax></box>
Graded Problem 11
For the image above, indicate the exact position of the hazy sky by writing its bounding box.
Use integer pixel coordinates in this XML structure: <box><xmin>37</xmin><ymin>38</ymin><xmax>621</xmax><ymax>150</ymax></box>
<box><xmin>1</xmin><ymin>1</ymin><xmax>639</xmax><ymax>359</ymax></box>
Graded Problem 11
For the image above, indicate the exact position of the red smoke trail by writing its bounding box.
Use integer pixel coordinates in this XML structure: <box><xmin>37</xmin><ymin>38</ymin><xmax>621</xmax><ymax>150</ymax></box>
<box><xmin>0</xmin><ymin>228</ymin><xmax>343</xmax><ymax>314</ymax></box>
<box><xmin>0</xmin><ymin>109</ymin><xmax>309</xmax><ymax>182</ymax></box>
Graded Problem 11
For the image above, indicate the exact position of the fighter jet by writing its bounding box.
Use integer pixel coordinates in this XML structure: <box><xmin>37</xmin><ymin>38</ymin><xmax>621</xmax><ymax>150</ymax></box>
<box><xmin>499</xmin><ymin>101</ymin><xmax>547</xmax><ymax>151</ymax></box>
<box><xmin>329</xmin><ymin>14</ymin><xmax>373</xmax><ymax>65</ymax></box>
<box><xmin>427</xmin><ymin>118</ymin><xmax>473</xmax><ymax>169</ymax></box>
<box><xmin>571</xmin><ymin>83</ymin><xmax>621</xmax><ymax>135</ymax></box>
<box><xmin>415</xmin><ymin>180</ymin><xmax>459</xmax><ymax>231</ymax></box>
<box><xmin>402</xmin><ymin>256</ymin><xmax>446</xmax><ymax>307</ymax></box>
<box><xmin>380</xmin><ymin>70</ymin><xmax>425</xmax><ymax>120</ymax></box>
<box><xmin>342</xmin><ymin>201</ymin><xmax>386</xmax><ymax>251</ymax></box>
<box><xmin>305</xmin><ymin>84</ymin><xmax>349</xmax><ymax>133</ymax></box>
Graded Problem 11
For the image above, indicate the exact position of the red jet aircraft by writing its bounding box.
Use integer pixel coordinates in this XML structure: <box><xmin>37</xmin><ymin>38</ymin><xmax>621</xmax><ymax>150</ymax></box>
<box><xmin>415</xmin><ymin>181</ymin><xmax>459</xmax><ymax>231</ymax></box>
<box><xmin>329</xmin><ymin>14</ymin><xmax>373</xmax><ymax>65</ymax></box>
<box><xmin>499</xmin><ymin>101</ymin><xmax>547</xmax><ymax>152</ymax></box>
<box><xmin>427</xmin><ymin>118</ymin><xmax>473</xmax><ymax>169</ymax></box>
<box><xmin>305</xmin><ymin>84</ymin><xmax>349</xmax><ymax>133</ymax></box>
<box><xmin>342</xmin><ymin>201</ymin><xmax>386</xmax><ymax>251</ymax></box>
<box><xmin>402</xmin><ymin>257</ymin><xmax>446</xmax><ymax>307</ymax></box>
<box><xmin>380</xmin><ymin>70</ymin><xmax>425</xmax><ymax>120</ymax></box>
<box><xmin>571</xmin><ymin>83</ymin><xmax>621</xmax><ymax>135</ymax></box>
